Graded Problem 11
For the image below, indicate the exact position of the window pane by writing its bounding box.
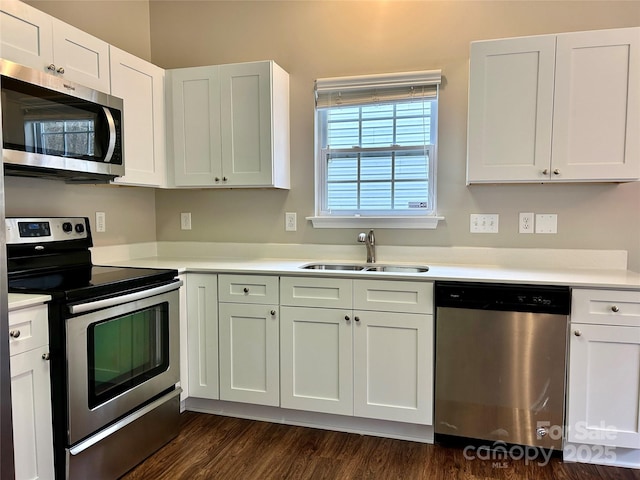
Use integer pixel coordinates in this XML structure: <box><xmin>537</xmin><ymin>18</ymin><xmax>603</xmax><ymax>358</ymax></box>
<box><xmin>360</xmin><ymin>182</ymin><xmax>392</xmax><ymax>209</ymax></box>
<box><xmin>394</xmin><ymin>181</ymin><xmax>429</xmax><ymax>209</ymax></box>
<box><xmin>327</xmin><ymin>182</ymin><xmax>358</xmax><ymax>210</ymax></box>
<box><xmin>327</xmin><ymin>155</ymin><xmax>358</xmax><ymax>182</ymax></box>
<box><xmin>361</xmin><ymin>154</ymin><xmax>392</xmax><ymax>181</ymax></box>
<box><xmin>395</xmin><ymin>152</ymin><xmax>429</xmax><ymax>180</ymax></box>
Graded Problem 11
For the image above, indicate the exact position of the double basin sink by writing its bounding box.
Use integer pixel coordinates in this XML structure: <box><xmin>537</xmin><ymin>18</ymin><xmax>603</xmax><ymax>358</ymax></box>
<box><xmin>300</xmin><ymin>262</ymin><xmax>429</xmax><ymax>274</ymax></box>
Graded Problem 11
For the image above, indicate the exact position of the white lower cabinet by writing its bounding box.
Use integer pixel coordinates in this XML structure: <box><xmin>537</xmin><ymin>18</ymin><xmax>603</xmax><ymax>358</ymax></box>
<box><xmin>9</xmin><ymin>304</ymin><xmax>54</xmax><ymax>480</ymax></box>
<box><xmin>280</xmin><ymin>305</ymin><xmax>354</xmax><ymax>415</ymax></box>
<box><xmin>186</xmin><ymin>273</ymin><xmax>219</xmax><ymax>399</ymax></box>
<box><xmin>218</xmin><ymin>275</ymin><xmax>279</xmax><ymax>406</ymax></box>
<box><xmin>353</xmin><ymin>310</ymin><xmax>433</xmax><ymax>424</ymax></box>
<box><xmin>280</xmin><ymin>276</ymin><xmax>434</xmax><ymax>425</ymax></box>
<box><xmin>566</xmin><ymin>288</ymin><xmax>640</xmax><ymax>464</ymax></box>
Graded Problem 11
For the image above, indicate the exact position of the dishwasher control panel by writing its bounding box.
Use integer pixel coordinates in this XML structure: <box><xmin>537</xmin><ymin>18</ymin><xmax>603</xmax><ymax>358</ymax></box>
<box><xmin>434</xmin><ymin>282</ymin><xmax>571</xmax><ymax>315</ymax></box>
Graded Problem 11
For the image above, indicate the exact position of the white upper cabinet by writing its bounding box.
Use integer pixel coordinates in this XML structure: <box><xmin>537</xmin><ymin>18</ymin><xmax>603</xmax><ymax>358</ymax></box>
<box><xmin>0</xmin><ymin>0</ymin><xmax>53</xmax><ymax>68</ymax></box>
<box><xmin>169</xmin><ymin>60</ymin><xmax>290</xmax><ymax>189</ymax></box>
<box><xmin>110</xmin><ymin>47</ymin><xmax>166</xmax><ymax>187</ymax></box>
<box><xmin>0</xmin><ymin>0</ymin><xmax>110</xmax><ymax>92</ymax></box>
<box><xmin>467</xmin><ymin>27</ymin><xmax>640</xmax><ymax>184</ymax></box>
<box><xmin>552</xmin><ymin>29</ymin><xmax>639</xmax><ymax>181</ymax></box>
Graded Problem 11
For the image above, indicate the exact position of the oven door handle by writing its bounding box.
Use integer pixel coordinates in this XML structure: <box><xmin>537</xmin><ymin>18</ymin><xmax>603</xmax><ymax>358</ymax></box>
<box><xmin>69</xmin><ymin>280</ymin><xmax>183</xmax><ymax>315</ymax></box>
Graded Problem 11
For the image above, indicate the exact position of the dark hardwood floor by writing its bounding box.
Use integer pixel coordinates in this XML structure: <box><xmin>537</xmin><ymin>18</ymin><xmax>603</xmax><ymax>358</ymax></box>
<box><xmin>121</xmin><ymin>412</ymin><xmax>640</xmax><ymax>480</ymax></box>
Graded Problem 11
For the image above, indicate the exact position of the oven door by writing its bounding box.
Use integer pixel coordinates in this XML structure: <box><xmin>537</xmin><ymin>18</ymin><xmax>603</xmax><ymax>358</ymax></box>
<box><xmin>65</xmin><ymin>282</ymin><xmax>180</xmax><ymax>445</ymax></box>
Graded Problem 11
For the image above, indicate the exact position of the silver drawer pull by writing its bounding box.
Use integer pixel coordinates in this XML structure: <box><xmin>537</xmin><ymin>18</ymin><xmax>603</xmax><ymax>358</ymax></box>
<box><xmin>611</xmin><ymin>305</ymin><xmax>620</xmax><ymax>313</ymax></box>
<box><xmin>574</xmin><ymin>330</ymin><xmax>582</xmax><ymax>337</ymax></box>
<box><xmin>243</xmin><ymin>287</ymin><xmax>249</xmax><ymax>294</ymax></box>
<box><xmin>270</xmin><ymin>310</ymin><xmax>276</xmax><ymax>316</ymax></box>
<box><xmin>9</xmin><ymin>330</ymin><xmax>20</xmax><ymax>338</ymax></box>
<box><xmin>42</xmin><ymin>353</ymin><xmax>50</xmax><ymax>361</ymax></box>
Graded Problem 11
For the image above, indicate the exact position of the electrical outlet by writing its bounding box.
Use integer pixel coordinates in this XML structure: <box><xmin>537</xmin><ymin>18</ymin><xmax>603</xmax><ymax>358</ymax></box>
<box><xmin>95</xmin><ymin>212</ymin><xmax>106</xmax><ymax>233</ymax></box>
<box><xmin>180</xmin><ymin>212</ymin><xmax>192</xmax><ymax>230</ymax></box>
<box><xmin>285</xmin><ymin>212</ymin><xmax>297</xmax><ymax>232</ymax></box>
<box><xmin>519</xmin><ymin>212</ymin><xmax>534</xmax><ymax>234</ymax></box>
<box><xmin>535</xmin><ymin>214</ymin><xmax>558</xmax><ymax>234</ymax></box>
<box><xmin>470</xmin><ymin>214</ymin><xmax>499</xmax><ymax>233</ymax></box>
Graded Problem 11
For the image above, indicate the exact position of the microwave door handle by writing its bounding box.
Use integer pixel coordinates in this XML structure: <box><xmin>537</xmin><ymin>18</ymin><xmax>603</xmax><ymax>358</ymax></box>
<box><xmin>69</xmin><ymin>280</ymin><xmax>183</xmax><ymax>315</ymax></box>
<box><xmin>102</xmin><ymin>106</ymin><xmax>116</xmax><ymax>163</ymax></box>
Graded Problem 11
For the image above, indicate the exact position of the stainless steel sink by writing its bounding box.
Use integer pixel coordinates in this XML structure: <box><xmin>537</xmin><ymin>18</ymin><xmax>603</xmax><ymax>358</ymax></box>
<box><xmin>299</xmin><ymin>263</ymin><xmax>429</xmax><ymax>273</ymax></box>
<box><xmin>300</xmin><ymin>263</ymin><xmax>366</xmax><ymax>271</ymax></box>
<box><xmin>364</xmin><ymin>265</ymin><xmax>429</xmax><ymax>273</ymax></box>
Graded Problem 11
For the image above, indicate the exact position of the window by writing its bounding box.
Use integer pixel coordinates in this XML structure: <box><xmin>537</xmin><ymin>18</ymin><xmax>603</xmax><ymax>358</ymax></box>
<box><xmin>312</xmin><ymin>70</ymin><xmax>443</xmax><ymax>229</ymax></box>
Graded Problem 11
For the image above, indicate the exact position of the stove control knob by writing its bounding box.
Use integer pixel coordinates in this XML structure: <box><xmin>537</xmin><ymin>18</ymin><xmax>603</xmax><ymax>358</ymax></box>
<box><xmin>75</xmin><ymin>223</ymin><xmax>85</xmax><ymax>234</ymax></box>
<box><xmin>62</xmin><ymin>222</ymin><xmax>73</xmax><ymax>233</ymax></box>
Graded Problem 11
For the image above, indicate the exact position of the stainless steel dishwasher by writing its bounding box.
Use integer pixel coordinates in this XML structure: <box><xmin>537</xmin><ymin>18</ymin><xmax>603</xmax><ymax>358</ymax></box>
<box><xmin>434</xmin><ymin>281</ymin><xmax>571</xmax><ymax>451</ymax></box>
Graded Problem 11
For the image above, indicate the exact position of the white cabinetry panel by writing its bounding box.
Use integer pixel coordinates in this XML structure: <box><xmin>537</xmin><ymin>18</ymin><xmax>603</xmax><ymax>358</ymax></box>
<box><xmin>186</xmin><ymin>273</ymin><xmax>219</xmax><ymax>399</ymax></box>
<box><xmin>110</xmin><ymin>47</ymin><xmax>166</xmax><ymax>187</ymax></box>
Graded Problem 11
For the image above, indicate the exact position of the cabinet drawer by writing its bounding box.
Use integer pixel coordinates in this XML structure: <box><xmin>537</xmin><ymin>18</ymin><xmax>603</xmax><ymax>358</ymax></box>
<box><xmin>354</xmin><ymin>280</ymin><xmax>433</xmax><ymax>314</ymax></box>
<box><xmin>280</xmin><ymin>276</ymin><xmax>352</xmax><ymax>309</ymax></box>
<box><xmin>572</xmin><ymin>288</ymin><xmax>640</xmax><ymax>327</ymax></box>
<box><xmin>8</xmin><ymin>305</ymin><xmax>48</xmax><ymax>357</ymax></box>
<box><xmin>218</xmin><ymin>274</ymin><xmax>278</xmax><ymax>304</ymax></box>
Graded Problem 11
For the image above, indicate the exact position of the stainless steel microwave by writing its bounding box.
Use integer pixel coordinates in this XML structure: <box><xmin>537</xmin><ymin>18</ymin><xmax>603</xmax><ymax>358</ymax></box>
<box><xmin>0</xmin><ymin>59</ymin><xmax>124</xmax><ymax>183</ymax></box>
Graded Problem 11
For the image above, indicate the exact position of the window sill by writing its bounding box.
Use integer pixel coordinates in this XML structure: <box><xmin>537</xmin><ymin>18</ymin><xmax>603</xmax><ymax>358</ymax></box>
<box><xmin>306</xmin><ymin>215</ymin><xmax>444</xmax><ymax>229</ymax></box>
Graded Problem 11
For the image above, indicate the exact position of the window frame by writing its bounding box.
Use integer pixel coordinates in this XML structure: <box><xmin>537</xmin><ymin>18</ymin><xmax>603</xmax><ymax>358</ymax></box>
<box><xmin>310</xmin><ymin>70</ymin><xmax>444</xmax><ymax>229</ymax></box>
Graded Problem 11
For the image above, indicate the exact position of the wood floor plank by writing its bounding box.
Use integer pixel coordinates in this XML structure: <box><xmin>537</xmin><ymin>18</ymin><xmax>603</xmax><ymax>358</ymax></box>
<box><xmin>120</xmin><ymin>412</ymin><xmax>640</xmax><ymax>480</ymax></box>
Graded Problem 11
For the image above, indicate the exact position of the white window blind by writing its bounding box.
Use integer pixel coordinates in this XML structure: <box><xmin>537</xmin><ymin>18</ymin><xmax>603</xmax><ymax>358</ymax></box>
<box><xmin>314</xmin><ymin>70</ymin><xmax>441</xmax><ymax>222</ymax></box>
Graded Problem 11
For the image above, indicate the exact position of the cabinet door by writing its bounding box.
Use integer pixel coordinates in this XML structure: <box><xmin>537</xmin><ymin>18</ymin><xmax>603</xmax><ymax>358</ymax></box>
<box><xmin>353</xmin><ymin>311</ymin><xmax>433</xmax><ymax>425</ymax></box>
<box><xmin>186</xmin><ymin>274</ymin><xmax>219</xmax><ymax>399</ymax></box>
<box><xmin>552</xmin><ymin>28</ymin><xmax>639</xmax><ymax>181</ymax></box>
<box><xmin>110</xmin><ymin>47</ymin><xmax>166</xmax><ymax>187</ymax></box>
<box><xmin>280</xmin><ymin>306</ymin><xmax>353</xmax><ymax>415</ymax></box>
<box><xmin>467</xmin><ymin>35</ymin><xmax>556</xmax><ymax>183</ymax></box>
<box><xmin>219</xmin><ymin>61</ymin><xmax>274</xmax><ymax>187</ymax></box>
<box><xmin>11</xmin><ymin>345</ymin><xmax>55</xmax><ymax>480</ymax></box>
<box><xmin>0</xmin><ymin>0</ymin><xmax>53</xmax><ymax>70</ymax></box>
<box><xmin>51</xmin><ymin>18</ymin><xmax>110</xmax><ymax>92</ymax></box>
<box><xmin>219</xmin><ymin>303</ymin><xmax>279</xmax><ymax>406</ymax></box>
<box><xmin>171</xmin><ymin>66</ymin><xmax>222</xmax><ymax>186</ymax></box>
<box><xmin>567</xmin><ymin>323</ymin><xmax>640</xmax><ymax>449</ymax></box>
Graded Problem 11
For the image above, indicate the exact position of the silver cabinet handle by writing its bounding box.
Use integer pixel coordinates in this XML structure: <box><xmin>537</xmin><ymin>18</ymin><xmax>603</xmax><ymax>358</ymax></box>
<box><xmin>243</xmin><ymin>287</ymin><xmax>249</xmax><ymax>294</ymax></box>
<box><xmin>46</xmin><ymin>64</ymin><xmax>65</xmax><ymax>74</ymax></box>
<box><xmin>42</xmin><ymin>353</ymin><xmax>50</xmax><ymax>361</ymax></box>
<box><xmin>553</xmin><ymin>169</ymin><xmax>560</xmax><ymax>175</ymax></box>
<box><xmin>344</xmin><ymin>315</ymin><xmax>350</xmax><ymax>321</ymax></box>
<box><xmin>354</xmin><ymin>316</ymin><xmax>360</xmax><ymax>322</ymax></box>
<box><xmin>9</xmin><ymin>330</ymin><xmax>20</xmax><ymax>338</ymax></box>
<box><xmin>611</xmin><ymin>305</ymin><xmax>620</xmax><ymax>313</ymax></box>
<box><xmin>574</xmin><ymin>330</ymin><xmax>582</xmax><ymax>337</ymax></box>
<box><xmin>270</xmin><ymin>310</ymin><xmax>276</xmax><ymax>316</ymax></box>
<box><xmin>215</xmin><ymin>177</ymin><xmax>220</xmax><ymax>182</ymax></box>
<box><xmin>223</xmin><ymin>176</ymin><xmax>228</xmax><ymax>182</ymax></box>
<box><xmin>542</xmin><ymin>169</ymin><xmax>549</xmax><ymax>175</ymax></box>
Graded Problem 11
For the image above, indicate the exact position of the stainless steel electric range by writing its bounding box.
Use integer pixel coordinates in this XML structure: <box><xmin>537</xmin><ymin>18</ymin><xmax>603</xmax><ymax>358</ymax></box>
<box><xmin>6</xmin><ymin>217</ymin><xmax>182</xmax><ymax>480</ymax></box>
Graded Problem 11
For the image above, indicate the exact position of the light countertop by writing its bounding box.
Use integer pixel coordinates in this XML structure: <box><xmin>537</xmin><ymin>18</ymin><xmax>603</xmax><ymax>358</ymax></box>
<box><xmin>8</xmin><ymin>293</ymin><xmax>51</xmax><ymax>311</ymax></box>
<box><xmin>102</xmin><ymin>256</ymin><xmax>640</xmax><ymax>290</ymax></box>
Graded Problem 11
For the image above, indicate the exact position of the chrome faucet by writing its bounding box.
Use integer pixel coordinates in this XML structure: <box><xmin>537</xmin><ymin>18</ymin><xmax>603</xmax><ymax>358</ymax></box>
<box><xmin>358</xmin><ymin>229</ymin><xmax>376</xmax><ymax>263</ymax></box>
